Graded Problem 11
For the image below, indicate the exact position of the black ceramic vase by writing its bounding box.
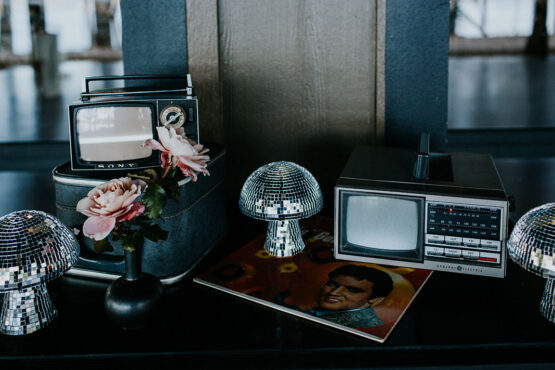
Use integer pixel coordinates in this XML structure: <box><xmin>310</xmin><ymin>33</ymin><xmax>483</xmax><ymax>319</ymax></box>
<box><xmin>104</xmin><ymin>248</ymin><xmax>163</xmax><ymax>329</ymax></box>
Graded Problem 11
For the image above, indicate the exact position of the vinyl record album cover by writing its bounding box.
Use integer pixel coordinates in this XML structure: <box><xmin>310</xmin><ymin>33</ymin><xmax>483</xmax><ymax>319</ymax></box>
<box><xmin>194</xmin><ymin>217</ymin><xmax>433</xmax><ymax>343</ymax></box>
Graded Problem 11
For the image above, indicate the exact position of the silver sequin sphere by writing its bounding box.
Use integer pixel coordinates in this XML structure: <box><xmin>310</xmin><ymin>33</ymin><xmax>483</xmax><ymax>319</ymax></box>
<box><xmin>0</xmin><ymin>210</ymin><xmax>79</xmax><ymax>335</ymax></box>
<box><xmin>239</xmin><ymin>161</ymin><xmax>323</xmax><ymax>257</ymax></box>
<box><xmin>507</xmin><ymin>203</ymin><xmax>555</xmax><ymax>322</ymax></box>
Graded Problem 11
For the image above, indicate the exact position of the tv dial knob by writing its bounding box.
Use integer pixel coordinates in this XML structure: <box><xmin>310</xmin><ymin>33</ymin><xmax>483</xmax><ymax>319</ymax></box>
<box><xmin>160</xmin><ymin>104</ymin><xmax>186</xmax><ymax>129</ymax></box>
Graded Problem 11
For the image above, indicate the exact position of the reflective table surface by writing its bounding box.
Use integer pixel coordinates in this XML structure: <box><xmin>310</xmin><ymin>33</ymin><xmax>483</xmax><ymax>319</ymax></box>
<box><xmin>0</xmin><ymin>164</ymin><xmax>554</xmax><ymax>369</ymax></box>
<box><xmin>0</xmin><ymin>216</ymin><xmax>554</xmax><ymax>369</ymax></box>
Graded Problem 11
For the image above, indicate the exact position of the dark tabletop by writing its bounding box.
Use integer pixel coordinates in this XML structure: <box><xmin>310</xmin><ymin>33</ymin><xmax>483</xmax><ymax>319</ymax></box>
<box><xmin>0</xmin><ymin>171</ymin><xmax>554</xmax><ymax>369</ymax></box>
<box><xmin>1</xmin><ymin>216</ymin><xmax>554</xmax><ymax>370</ymax></box>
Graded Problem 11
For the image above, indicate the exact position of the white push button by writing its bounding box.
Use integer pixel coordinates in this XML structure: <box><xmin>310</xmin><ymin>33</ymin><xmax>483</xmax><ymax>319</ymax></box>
<box><xmin>463</xmin><ymin>237</ymin><xmax>480</xmax><ymax>247</ymax></box>
<box><xmin>426</xmin><ymin>234</ymin><xmax>445</xmax><ymax>244</ymax></box>
<box><xmin>425</xmin><ymin>246</ymin><xmax>444</xmax><ymax>256</ymax></box>
<box><xmin>480</xmin><ymin>239</ymin><xmax>501</xmax><ymax>251</ymax></box>
<box><xmin>462</xmin><ymin>250</ymin><xmax>479</xmax><ymax>260</ymax></box>
<box><xmin>445</xmin><ymin>248</ymin><xmax>462</xmax><ymax>258</ymax></box>
<box><xmin>445</xmin><ymin>236</ymin><xmax>462</xmax><ymax>245</ymax></box>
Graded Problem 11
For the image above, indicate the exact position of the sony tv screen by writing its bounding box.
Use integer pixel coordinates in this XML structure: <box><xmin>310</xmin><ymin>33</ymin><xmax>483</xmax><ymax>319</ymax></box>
<box><xmin>340</xmin><ymin>192</ymin><xmax>423</xmax><ymax>261</ymax></box>
<box><xmin>76</xmin><ymin>106</ymin><xmax>154</xmax><ymax>162</ymax></box>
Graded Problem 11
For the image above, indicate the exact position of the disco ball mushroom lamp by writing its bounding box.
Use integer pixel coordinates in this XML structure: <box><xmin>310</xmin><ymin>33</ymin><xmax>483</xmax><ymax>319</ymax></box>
<box><xmin>507</xmin><ymin>203</ymin><xmax>555</xmax><ymax>322</ymax></box>
<box><xmin>239</xmin><ymin>161</ymin><xmax>323</xmax><ymax>257</ymax></box>
<box><xmin>0</xmin><ymin>210</ymin><xmax>79</xmax><ymax>335</ymax></box>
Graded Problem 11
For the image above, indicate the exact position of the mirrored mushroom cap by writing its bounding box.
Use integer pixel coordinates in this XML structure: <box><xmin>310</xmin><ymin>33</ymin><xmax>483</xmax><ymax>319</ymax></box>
<box><xmin>508</xmin><ymin>203</ymin><xmax>555</xmax><ymax>278</ymax></box>
<box><xmin>0</xmin><ymin>210</ymin><xmax>80</xmax><ymax>291</ymax></box>
<box><xmin>239</xmin><ymin>161</ymin><xmax>323</xmax><ymax>221</ymax></box>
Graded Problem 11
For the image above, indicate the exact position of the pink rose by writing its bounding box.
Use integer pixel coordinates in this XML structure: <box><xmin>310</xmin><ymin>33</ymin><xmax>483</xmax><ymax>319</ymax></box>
<box><xmin>76</xmin><ymin>177</ymin><xmax>147</xmax><ymax>240</ymax></box>
<box><xmin>143</xmin><ymin>127</ymin><xmax>210</xmax><ymax>181</ymax></box>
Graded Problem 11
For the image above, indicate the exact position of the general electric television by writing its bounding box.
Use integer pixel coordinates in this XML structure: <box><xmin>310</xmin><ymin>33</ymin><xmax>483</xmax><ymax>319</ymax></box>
<box><xmin>334</xmin><ymin>145</ymin><xmax>509</xmax><ymax>278</ymax></box>
<box><xmin>69</xmin><ymin>74</ymin><xmax>199</xmax><ymax>171</ymax></box>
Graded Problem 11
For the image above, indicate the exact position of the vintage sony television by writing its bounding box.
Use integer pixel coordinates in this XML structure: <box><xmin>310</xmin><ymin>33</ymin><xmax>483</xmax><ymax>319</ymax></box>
<box><xmin>334</xmin><ymin>137</ymin><xmax>509</xmax><ymax>278</ymax></box>
<box><xmin>68</xmin><ymin>74</ymin><xmax>199</xmax><ymax>170</ymax></box>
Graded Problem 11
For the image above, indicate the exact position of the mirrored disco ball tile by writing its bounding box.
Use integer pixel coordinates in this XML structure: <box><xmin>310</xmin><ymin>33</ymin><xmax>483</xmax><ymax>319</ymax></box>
<box><xmin>508</xmin><ymin>204</ymin><xmax>555</xmax><ymax>277</ymax></box>
<box><xmin>0</xmin><ymin>210</ymin><xmax>79</xmax><ymax>335</ymax></box>
<box><xmin>508</xmin><ymin>203</ymin><xmax>555</xmax><ymax>322</ymax></box>
<box><xmin>239</xmin><ymin>161</ymin><xmax>323</xmax><ymax>221</ymax></box>
<box><xmin>240</xmin><ymin>162</ymin><xmax>323</xmax><ymax>257</ymax></box>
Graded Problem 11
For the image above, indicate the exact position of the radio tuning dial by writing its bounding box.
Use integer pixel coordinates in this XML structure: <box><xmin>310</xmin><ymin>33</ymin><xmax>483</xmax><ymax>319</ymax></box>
<box><xmin>160</xmin><ymin>104</ymin><xmax>186</xmax><ymax>129</ymax></box>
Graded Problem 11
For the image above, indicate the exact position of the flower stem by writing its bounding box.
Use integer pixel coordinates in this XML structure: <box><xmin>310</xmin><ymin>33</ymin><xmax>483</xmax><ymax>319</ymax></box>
<box><xmin>161</xmin><ymin>164</ymin><xmax>171</xmax><ymax>180</ymax></box>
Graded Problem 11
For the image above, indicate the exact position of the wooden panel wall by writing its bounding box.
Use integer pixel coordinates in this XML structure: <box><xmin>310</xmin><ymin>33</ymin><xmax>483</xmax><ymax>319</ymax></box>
<box><xmin>215</xmin><ymin>0</ymin><xmax>383</xmax><ymax>200</ymax></box>
<box><xmin>123</xmin><ymin>0</ymin><xmax>448</xmax><ymax>203</ymax></box>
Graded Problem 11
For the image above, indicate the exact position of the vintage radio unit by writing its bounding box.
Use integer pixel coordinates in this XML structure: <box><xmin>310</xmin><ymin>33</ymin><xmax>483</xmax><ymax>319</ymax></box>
<box><xmin>68</xmin><ymin>74</ymin><xmax>199</xmax><ymax>171</ymax></box>
<box><xmin>334</xmin><ymin>141</ymin><xmax>509</xmax><ymax>278</ymax></box>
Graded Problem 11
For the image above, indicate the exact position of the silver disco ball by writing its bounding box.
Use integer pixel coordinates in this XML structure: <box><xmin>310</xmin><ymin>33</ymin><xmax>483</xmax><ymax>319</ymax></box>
<box><xmin>239</xmin><ymin>161</ymin><xmax>323</xmax><ymax>257</ymax></box>
<box><xmin>507</xmin><ymin>203</ymin><xmax>555</xmax><ymax>322</ymax></box>
<box><xmin>0</xmin><ymin>210</ymin><xmax>79</xmax><ymax>335</ymax></box>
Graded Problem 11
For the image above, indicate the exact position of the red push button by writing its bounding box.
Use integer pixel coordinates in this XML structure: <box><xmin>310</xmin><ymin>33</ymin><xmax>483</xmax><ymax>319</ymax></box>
<box><xmin>478</xmin><ymin>252</ymin><xmax>499</xmax><ymax>264</ymax></box>
<box><xmin>479</xmin><ymin>257</ymin><xmax>497</xmax><ymax>262</ymax></box>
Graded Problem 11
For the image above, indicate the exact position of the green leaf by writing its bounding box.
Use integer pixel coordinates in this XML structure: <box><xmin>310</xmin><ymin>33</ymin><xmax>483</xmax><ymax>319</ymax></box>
<box><xmin>142</xmin><ymin>183</ymin><xmax>167</xmax><ymax>219</ymax></box>
<box><xmin>111</xmin><ymin>232</ymin><xmax>120</xmax><ymax>242</ymax></box>
<box><xmin>160</xmin><ymin>177</ymin><xmax>181</xmax><ymax>202</ymax></box>
<box><xmin>130</xmin><ymin>215</ymin><xmax>153</xmax><ymax>226</ymax></box>
<box><xmin>111</xmin><ymin>223</ymin><xmax>121</xmax><ymax>241</ymax></box>
<box><xmin>166</xmin><ymin>167</ymin><xmax>179</xmax><ymax>180</ymax></box>
<box><xmin>120</xmin><ymin>231</ymin><xmax>144</xmax><ymax>252</ymax></box>
<box><xmin>93</xmin><ymin>239</ymin><xmax>114</xmax><ymax>254</ymax></box>
<box><xmin>143</xmin><ymin>224</ymin><xmax>169</xmax><ymax>243</ymax></box>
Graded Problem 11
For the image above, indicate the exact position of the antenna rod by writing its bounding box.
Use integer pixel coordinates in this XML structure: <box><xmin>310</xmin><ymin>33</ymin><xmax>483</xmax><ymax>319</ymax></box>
<box><xmin>413</xmin><ymin>132</ymin><xmax>430</xmax><ymax>180</ymax></box>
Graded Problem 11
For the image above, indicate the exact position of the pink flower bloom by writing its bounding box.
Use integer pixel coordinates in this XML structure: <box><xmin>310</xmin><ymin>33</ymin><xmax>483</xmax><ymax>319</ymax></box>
<box><xmin>76</xmin><ymin>178</ymin><xmax>147</xmax><ymax>240</ymax></box>
<box><xmin>81</xmin><ymin>216</ymin><xmax>116</xmax><ymax>242</ymax></box>
<box><xmin>116</xmin><ymin>201</ymin><xmax>146</xmax><ymax>222</ymax></box>
<box><xmin>144</xmin><ymin>127</ymin><xmax>210</xmax><ymax>181</ymax></box>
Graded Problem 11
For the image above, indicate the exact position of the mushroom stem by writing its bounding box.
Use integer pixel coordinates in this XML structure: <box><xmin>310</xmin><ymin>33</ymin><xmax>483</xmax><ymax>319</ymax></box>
<box><xmin>0</xmin><ymin>284</ymin><xmax>57</xmax><ymax>335</ymax></box>
<box><xmin>540</xmin><ymin>277</ymin><xmax>555</xmax><ymax>323</ymax></box>
<box><xmin>264</xmin><ymin>219</ymin><xmax>305</xmax><ymax>257</ymax></box>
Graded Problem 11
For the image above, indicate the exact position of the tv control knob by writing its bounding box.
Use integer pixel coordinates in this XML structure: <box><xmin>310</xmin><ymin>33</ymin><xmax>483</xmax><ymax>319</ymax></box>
<box><xmin>160</xmin><ymin>104</ymin><xmax>186</xmax><ymax>129</ymax></box>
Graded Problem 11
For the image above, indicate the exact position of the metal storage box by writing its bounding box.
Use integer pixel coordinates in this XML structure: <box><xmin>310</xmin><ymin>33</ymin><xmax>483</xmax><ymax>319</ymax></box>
<box><xmin>53</xmin><ymin>144</ymin><xmax>226</xmax><ymax>284</ymax></box>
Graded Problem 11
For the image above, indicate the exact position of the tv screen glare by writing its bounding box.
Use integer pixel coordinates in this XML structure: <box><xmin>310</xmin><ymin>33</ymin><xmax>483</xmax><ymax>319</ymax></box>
<box><xmin>76</xmin><ymin>106</ymin><xmax>154</xmax><ymax>162</ymax></box>
<box><xmin>342</xmin><ymin>193</ymin><xmax>422</xmax><ymax>259</ymax></box>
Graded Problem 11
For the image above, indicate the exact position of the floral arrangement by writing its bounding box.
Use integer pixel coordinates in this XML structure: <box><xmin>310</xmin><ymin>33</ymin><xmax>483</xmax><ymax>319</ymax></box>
<box><xmin>76</xmin><ymin>127</ymin><xmax>210</xmax><ymax>253</ymax></box>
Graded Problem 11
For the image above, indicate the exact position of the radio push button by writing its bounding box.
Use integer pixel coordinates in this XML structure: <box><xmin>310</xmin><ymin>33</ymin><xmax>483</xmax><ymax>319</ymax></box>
<box><xmin>478</xmin><ymin>252</ymin><xmax>500</xmax><ymax>264</ymax></box>
<box><xmin>480</xmin><ymin>239</ymin><xmax>501</xmax><ymax>251</ymax></box>
<box><xmin>444</xmin><ymin>248</ymin><xmax>462</xmax><ymax>258</ymax></box>
<box><xmin>463</xmin><ymin>237</ymin><xmax>480</xmax><ymax>248</ymax></box>
<box><xmin>462</xmin><ymin>250</ymin><xmax>479</xmax><ymax>260</ymax></box>
<box><xmin>425</xmin><ymin>234</ymin><xmax>445</xmax><ymax>245</ymax></box>
<box><xmin>425</xmin><ymin>246</ymin><xmax>444</xmax><ymax>257</ymax></box>
<box><xmin>445</xmin><ymin>236</ymin><xmax>462</xmax><ymax>245</ymax></box>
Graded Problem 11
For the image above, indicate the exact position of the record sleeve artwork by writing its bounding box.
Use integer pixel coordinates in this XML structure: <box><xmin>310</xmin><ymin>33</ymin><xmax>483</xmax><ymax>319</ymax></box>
<box><xmin>195</xmin><ymin>217</ymin><xmax>433</xmax><ymax>343</ymax></box>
